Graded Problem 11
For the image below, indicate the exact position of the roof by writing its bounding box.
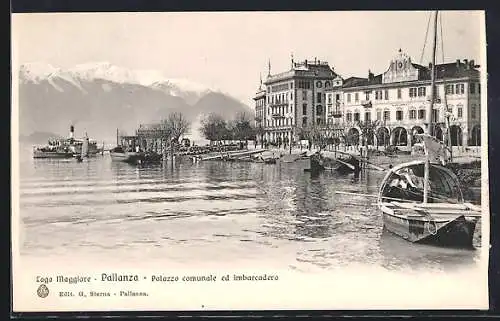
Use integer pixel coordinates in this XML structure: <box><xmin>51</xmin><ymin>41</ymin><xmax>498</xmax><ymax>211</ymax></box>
<box><xmin>265</xmin><ymin>61</ymin><xmax>337</xmax><ymax>84</ymax></box>
<box><xmin>417</xmin><ymin>62</ymin><xmax>480</xmax><ymax>80</ymax></box>
<box><xmin>343</xmin><ymin>61</ymin><xmax>479</xmax><ymax>89</ymax></box>
<box><xmin>343</xmin><ymin>75</ymin><xmax>382</xmax><ymax>88</ymax></box>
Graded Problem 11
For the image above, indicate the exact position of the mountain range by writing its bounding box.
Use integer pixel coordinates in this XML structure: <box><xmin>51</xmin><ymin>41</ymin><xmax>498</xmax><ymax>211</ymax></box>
<box><xmin>17</xmin><ymin>62</ymin><xmax>252</xmax><ymax>144</ymax></box>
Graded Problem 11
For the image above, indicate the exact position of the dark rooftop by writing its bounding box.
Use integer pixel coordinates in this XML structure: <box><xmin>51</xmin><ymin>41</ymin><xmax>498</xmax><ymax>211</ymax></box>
<box><xmin>342</xmin><ymin>60</ymin><xmax>480</xmax><ymax>89</ymax></box>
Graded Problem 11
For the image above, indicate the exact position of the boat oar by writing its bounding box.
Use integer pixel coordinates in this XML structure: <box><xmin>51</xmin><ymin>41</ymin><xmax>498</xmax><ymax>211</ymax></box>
<box><xmin>335</xmin><ymin>158</ymin><xmax>356</xmax><ymax>170</ymax></box>
<box><xmin>334</xmin><ymin>191</ymin><xmax>409</xmax><ymax>202</ymax></box>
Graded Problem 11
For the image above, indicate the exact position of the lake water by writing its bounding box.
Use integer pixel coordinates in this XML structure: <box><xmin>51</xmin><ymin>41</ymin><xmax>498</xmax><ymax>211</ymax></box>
<box><xmin>17</xmin><ymin>148</ymin><xmax>482</xmax><ymax>273</ymax></box>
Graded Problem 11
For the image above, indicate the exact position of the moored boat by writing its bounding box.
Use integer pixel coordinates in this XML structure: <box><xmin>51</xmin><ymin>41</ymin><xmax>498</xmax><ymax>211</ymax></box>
<box><xmin>377</xmin><ymin>160</ymin><xmax>480</xmax><ymax>248</ymax></box>
<box><xmin>109</xmin><ymin>146</ymin><xmax>144</xmax><ymax>164</ymax></box>
<box><xmin>308</xmin><ymin>151</ymin><xmax>360</xmax><ymax>174</ymax></box>
<box><xmin>33</xmin><ymin>145</ymin><xmax>74</xmax><ymax>159</ymax></box>
<box><xmin>376</xmin><ymin>10</ymin><xmax>482</xmax><ymax>249</ymax></box>
<box><xmin>32</xmin><ymin>125</ymin><xmax>100</xmax><ymax>159</ymax></box>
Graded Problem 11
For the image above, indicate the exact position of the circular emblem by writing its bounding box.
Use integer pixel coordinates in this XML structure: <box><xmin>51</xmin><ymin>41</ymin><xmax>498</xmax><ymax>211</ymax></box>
<box><xmin>398</xmin><ymin>62</ymin><xmax>403</xmax><ymax>69</ymax></box>
<box><xmin>37</xmin><ymin>284</ymin><xmax>49</xmax><ymax>298</ymax></box>
<box><xmin>316</xmin><ymin>81</ymin><xmax>322</xmax><ymax>88</ymax></box>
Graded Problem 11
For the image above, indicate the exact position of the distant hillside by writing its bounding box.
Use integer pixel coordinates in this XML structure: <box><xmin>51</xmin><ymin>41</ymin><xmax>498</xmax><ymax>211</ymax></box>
<box><xmin>17</xmin><ymin>62</ymin><xmax>253</xmax><ymax>144</ymax></box>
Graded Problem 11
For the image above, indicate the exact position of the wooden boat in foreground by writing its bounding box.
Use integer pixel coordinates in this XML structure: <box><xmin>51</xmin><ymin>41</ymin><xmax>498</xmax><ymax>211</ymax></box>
<box><xmin>377</xmin><ymin>160</ymin><xmax>480</xmax><ymax>248</ymax></box>
<box><xmin>376</xmin><ymin>10</ymin><xmax>482</xmax><ymax>249</ymax></box>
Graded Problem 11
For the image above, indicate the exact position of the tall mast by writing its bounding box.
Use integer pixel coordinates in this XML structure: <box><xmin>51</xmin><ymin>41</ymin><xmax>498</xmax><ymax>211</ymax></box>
<box><xmin>423</xmin><ymin>10</ymin><xmax>439</xmax><ymax>204</ymax></box>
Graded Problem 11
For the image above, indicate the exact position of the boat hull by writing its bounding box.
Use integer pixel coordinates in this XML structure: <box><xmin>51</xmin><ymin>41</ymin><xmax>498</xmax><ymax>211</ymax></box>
<box><xmin>33</xmin><ymin>151</ymin><xmax>74</xmax><ymax>159</ymax></box>
<box><xmin>110</xmin><ymin>151</ymin><xmax>144</xmax><ymax>164</ymax></box>
<box><xmin>382</xmin><ymin>211</ymin><xmax>477</xmax><ymax>248</ymax></box>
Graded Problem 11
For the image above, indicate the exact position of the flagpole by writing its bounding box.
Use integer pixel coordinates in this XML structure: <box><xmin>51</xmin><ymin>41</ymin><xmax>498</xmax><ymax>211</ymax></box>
<box><xmin>424</xmin><ymin>10</ymin><xmax>439</xmax><ymax>204</ymax></box>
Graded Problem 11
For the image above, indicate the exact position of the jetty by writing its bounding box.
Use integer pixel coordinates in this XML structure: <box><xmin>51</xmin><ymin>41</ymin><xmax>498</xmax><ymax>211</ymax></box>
<box><xmin>200</xmin><ymin>149</ymin><xmax>270</xmax><ymax>161</ymax></box>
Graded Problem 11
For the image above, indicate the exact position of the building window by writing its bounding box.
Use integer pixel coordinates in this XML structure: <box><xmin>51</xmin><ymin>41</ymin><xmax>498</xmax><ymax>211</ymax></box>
<box><xmin>418</xmin><ymin>109</ymin><xmax>425</xmax><ymax>119</ymax></box>
<box><xmin>376</xmin><ymin>109</ymin><xmax>382</xmax><ymax>121</ymax></box>
<box><xmin>355</xmin><ymin>93</ymin><xmax>359</xmax><ymax>102</ymax></box>
<box><xmin>302</xmin><ymin>90</ymin><xmax>307</xmax><ymax>100</ymax></box>
<box><xmin>397</xmin><ymin>88</ymin><xmax>402</xmax><ymax>99</ymax></box>
<box><xmin>471</xmin><ymin>104</ymin><xmax>477</xmax><ymax>119</ymax></box>
<box><xmin>409</xmin><ymin>110</ymin><xmax>416</xmax><ymax>119</ymax></box>
<box><xmin>303</xmin><ymin>103</ymin><xmax>307</xmax><ymax>115</ymax></box>
<box><xmin>365</xmin><ymin>92</ymin><xmax>370</xmax><ymax>101</ymax></box>
<box><xmin>456</xmin><ymin>83</ymin><xmax>465</xmax><ymax>95</ymax></box>
<box><xmin>365</xmin><ymin>112</ymin><xmax>371</xmax><ymax>121</ymax></box>
<box><xmin>409</xmin><ymin>87</ymin><xmax>417</xmax><ymax>98</ymax></box>
<box><xmin>384</xmin><ymin>90</ymin><xmax>389</xmax><ymax>100</ymax></box>
<box><xmin>298</xmin><ymin>80</ymin><xmax>311</xmax><ymax>89</ymax></box>
<box><xmin>478</xmin><ymin>83</ymin><xmax>481</xmax><ymax>93</ymax></box>
<box><xmin>446</xmin><ymin>84</ymin><xmax>455</xmax><ymax>95</ymax></box>
<box><xmin>396</xmin><ymin>110</ymin><xmax>403</xmax><ymax>121</ymax></box>
<box><xmin>316</xmin><ymin>81</ymin><xmax>323</xmax><ymax>88</ymax></box>
<box><xmin>354</xmin><ymin>112</ymin><xmax>360</xmax><ymax>122</ymax></box>
<box><xmin>317</xmin><ymin>93</ymin><xmax>322</xmax><ymax>103</ymax></box>
<box><xmin>316</xmin><ymin>105</ymin><xmax>323</xmax><ymax>116</ymax></box>
<box><xmin>470</xmin><ymin>83</ymin><xmax>476</xmax><ymax>94</ymax></box>
<box><xmin>290</xmin><ymin>92</ymin><xmax>293</xmax><ymax>100</ymax></box>
<box><xmin>457</xmin><ymin>106</ymin><xmax>463</xmax><ymax>119</ymax></box>
<box><xmin>290</xmin><ymin>82</ymin><xmax>294</xmax><ymax>89</ymax></box>
<box><xmin>328</xmin><ymin>95</ymin><xmax>332</xmax><ymax>104</ymax></box>
<box><xmin>325</xmin><ymin>81</ymin><xmax>331</xmax><ymax>88</ymax></box>
<box><xmin>347</xmin><ymin>93</ymin><xmax>351</xmax><ymax>103</ymax></box>
<box><xmin>384</xmin><ymin>110</ymin><xmax>390</xmax><ymax>121</ymax></box>
<box><xmin>346</xmin><ymin>112</ymin><xmax>352</xmax><ymax>122</ymax></box>
<box><xmin>375</xmin><ymin>90</ymin><xmax>383</xmax><ymax>100</ymax></box>
<box><xmin>432</xmin><ymin>109</ymin><xmax>439</xmax><ymax>122</ymax></box>
<box><xmin>336</xmin><ymin>94</ymin><xmax>340</xmax><ymax>101</ymax></box>
<box><xmin>418</xmin><ymin>87</ymin><xmax>426</xmax><ymax>97</ymax></box>
<box><xmin>302</xmin><ymin>117</ymin><xmax>307</xmax><ymax>126</ymax></box>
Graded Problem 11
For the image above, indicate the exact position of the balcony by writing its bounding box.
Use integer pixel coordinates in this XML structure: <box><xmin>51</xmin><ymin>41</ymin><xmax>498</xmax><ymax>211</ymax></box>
<box><xmin>272</xmin><ymin>113</ymin><xmax>285</xmax><ymax>119</ymax></box>
<box><xmin>426</xmin><ymin>95</ymin><xmax>442</xmax><ymax>103</ymax></box>
<box><xmin>328</xmin><ymin>112</ymin><xmax>343</xmax><ymax>118</ymax></box>
<box><xmin>361</xmin><ymin>100</ymin><xmax>372</xmax><ymax>108</ymax></box>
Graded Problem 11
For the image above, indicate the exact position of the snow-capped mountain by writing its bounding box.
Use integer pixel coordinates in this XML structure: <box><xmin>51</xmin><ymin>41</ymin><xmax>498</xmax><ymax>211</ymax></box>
<box><xmin>19</xmin><ymin>62</ymin><xmax>219</xmax><ymax>102</ymax></box>
<box><xmin>17</xmin><ymin>62</ymin><xmax>252</xmax><ymax>144</ymax></box>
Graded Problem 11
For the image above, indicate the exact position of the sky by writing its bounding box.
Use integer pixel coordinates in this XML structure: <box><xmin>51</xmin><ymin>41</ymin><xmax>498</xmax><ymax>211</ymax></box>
<box><xmin>12</xmin><ymin>11</ymin><xmax>484</xmax><ymax>106</ymax></box>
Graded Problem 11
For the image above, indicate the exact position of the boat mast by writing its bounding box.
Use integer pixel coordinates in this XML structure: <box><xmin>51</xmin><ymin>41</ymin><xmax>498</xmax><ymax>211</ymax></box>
<box><xmin>424</xmin><ymin>10</ymin><xmax>439</xmax><ymax>204</ymax></box>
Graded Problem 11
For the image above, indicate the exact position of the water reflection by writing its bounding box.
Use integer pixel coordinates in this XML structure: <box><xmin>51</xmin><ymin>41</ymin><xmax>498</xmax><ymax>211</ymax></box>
<box><xmin>18</xmin><ymin>152</ymin><xmax>481</xmax><ymax>272</ymax></box>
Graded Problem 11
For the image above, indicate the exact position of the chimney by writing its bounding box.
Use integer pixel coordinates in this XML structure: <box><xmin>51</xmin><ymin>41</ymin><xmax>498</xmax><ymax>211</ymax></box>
<box><xmin>314</xmin><ymin>57</ymin><xmax>317</xmax><ymax>64</ymax></box>
<box><xmin>70</xmin><ymin>125</ymin><xmax>74</xmax><ymax>139</ymax></box>
<box><xmin>464</xmin><ymin>59</ymin><xmax>468</xmax><ymax>66</ymax></box>
<box><xmin>428</xmin><ymin>62</ymin><xmax>432</xmax><ymax>69</ymax></box>
<box><xmin>368</xmin><ymin>69</ymin><xmax>374</xmax><ymax>81</ymax></box>
<box><xmin>305</xmin><ymin>59</ymin><xmax>308</xmax><ymax>65</ymax></box>
<box><xmin>469</xmin><ymin>59</ymin><xmax>475</xmax><ymax>69</ymax></box>
<box><xmin>456</xmin><ymin>59</ymin><xmax>461</xmax><ymax>68</ymax></box>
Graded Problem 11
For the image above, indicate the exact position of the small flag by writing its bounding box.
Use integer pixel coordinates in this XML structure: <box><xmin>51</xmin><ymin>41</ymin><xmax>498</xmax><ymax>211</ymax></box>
<box><xmin>415</xmin><ymin>134</ymin><xmax>450</xmax><ymax>165</ymax></box>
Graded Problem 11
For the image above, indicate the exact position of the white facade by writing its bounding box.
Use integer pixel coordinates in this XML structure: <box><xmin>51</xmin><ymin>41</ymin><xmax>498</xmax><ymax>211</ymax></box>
<box><xmin>339</xmin><ymin>50</ymin><xmax>481</xmax><ymax>147</ymax></box>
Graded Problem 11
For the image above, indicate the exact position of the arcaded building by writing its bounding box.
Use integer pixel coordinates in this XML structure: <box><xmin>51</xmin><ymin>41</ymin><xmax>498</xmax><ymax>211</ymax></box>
<box><xmin>340</xmin><ymin>49</ymin><xmax>481</xmax><ymax>147</ymax></box>
<box><xmin>254</xmin><ymin>50</ymin><xmax>481</xmax><ymax>148</ymax></box>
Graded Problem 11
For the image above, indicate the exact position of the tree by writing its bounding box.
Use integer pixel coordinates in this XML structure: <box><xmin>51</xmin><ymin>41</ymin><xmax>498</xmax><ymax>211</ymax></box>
<box><xmin>233</xmin><ymin>112</ymin><xmax>254</xmax><ymax>145</ymax></box>
<box><xmin>200</xmin><ymin>113</ymin><xmax>228</xmax><ymax>146</ymax></box>
<box><xmin>158</xmin><ymin>111</ymin><xmax>190</xmax><ymax>160</ymax></box>
<box><xmin>358</xmin><ymin>120</ymin><xmax>379</xmax><ymax>147</ymax></box>
<box><xmin>166</xmin><ymin>112</ymin><xmax>190</xmax><ymax>144</ymax></box>
<box><xmin>254</xmin><ymin>117</ymin><xmax>265</xmax><ymax>148</ymax></box>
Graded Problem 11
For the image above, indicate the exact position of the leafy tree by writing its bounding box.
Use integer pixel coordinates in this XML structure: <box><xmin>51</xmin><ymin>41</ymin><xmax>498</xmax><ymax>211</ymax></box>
<box><xmin>200</xmin><ymin>113</ymin><xmax>228</xmax><ymax>145</ymax></box>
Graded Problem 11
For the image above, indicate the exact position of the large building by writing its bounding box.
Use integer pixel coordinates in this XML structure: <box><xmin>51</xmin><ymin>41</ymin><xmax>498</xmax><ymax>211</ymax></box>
<box><xmin>254</xmin><ymin>58</ymin><xmax>338</xmax><ymax>145</ymax></box>
<box><xmin>256</xmin><ymin>50</ymin><xmax>481</xmax><ymax>148</ymax></box>
<box><xmin>338</xmin><ymin>49</ymin><xmax>481</xmax><ymax>147</ymax></box>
